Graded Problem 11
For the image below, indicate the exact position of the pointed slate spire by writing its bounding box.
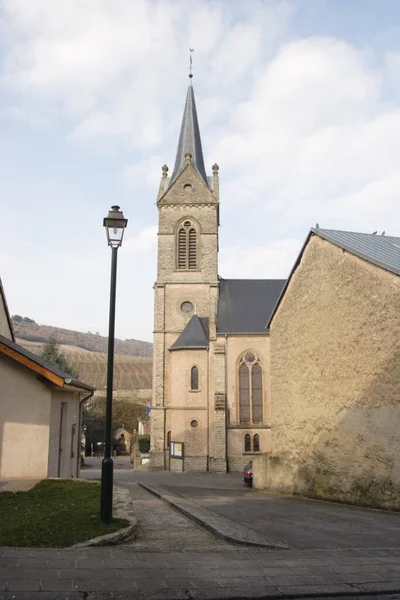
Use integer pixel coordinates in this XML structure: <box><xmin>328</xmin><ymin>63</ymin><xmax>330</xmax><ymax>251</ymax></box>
<box><xmin>169</xmin><ymin>83</ymin><xmax>209</xmax><ymax>187</ymax></box>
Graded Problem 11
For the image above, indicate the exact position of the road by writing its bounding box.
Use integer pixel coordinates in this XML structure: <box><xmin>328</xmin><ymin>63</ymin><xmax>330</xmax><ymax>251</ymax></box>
<box><xmin>82</xmin><ymin>456</ymin><xmax>400</xmax><ymax>550</ymax></box>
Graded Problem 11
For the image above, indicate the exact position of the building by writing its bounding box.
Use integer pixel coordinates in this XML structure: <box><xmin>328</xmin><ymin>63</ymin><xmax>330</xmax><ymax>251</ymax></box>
<box><xmin>263</xmin><ymin>228</ymin><xmax>400</xmax><ymax>507</ymax></box>
<box><xmin>150</xmin><ymin>80</ymin><xmax>285</xmax><ymax>472</ymax></box>
<box><xmin>0</xmin><ymin>278</ymin><xmax>94</xmax><ymax>479</ymax></box>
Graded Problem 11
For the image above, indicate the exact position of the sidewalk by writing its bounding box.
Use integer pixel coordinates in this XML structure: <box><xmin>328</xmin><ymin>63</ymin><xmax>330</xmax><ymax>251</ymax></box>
<box><xmin>1</xmin><ymin>482</ymin><xmax>400</xmax><ymax>599</ymax></box>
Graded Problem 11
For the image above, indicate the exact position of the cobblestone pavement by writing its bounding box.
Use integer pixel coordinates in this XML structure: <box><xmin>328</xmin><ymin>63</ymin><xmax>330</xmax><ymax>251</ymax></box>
<box><xmin>123</xmin><ymin>482</ymin><xmax>236</xmax><ymax>552</ymax></box>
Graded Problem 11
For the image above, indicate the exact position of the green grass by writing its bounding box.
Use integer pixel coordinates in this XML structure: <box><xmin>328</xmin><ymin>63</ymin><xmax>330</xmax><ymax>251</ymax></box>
<box><xmin>0</xmin><ymin>479</ymin><xmax>129</xmax><ymax>547</ymax></box>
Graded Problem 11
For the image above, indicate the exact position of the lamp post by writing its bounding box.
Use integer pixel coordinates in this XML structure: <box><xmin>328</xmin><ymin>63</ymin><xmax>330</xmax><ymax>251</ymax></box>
<box><xmin>101</xmin><ymin>205</ymin><xmax>128</xmax><ymax>525</ymax></box>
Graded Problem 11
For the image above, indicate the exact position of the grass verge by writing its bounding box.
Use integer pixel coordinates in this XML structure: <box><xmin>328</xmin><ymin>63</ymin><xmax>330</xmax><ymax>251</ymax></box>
<box><xmin>0</xmin><ymin>479</ymin><xmax>129</xmax><ymax>547</ymax></box>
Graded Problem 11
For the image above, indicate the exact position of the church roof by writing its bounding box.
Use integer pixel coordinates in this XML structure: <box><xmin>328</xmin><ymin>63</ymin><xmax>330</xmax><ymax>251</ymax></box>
<box><xmin>217</xmin><ymin>279</ymin><xmax>286</xmax><ymax>334</ymax></box>
<box><xmin>312</xmin><ymin>228</ymin><xmax>400</xmax><ymax>276</ymax></box>
<box><xmin>169</xmin><ymin>315</ymin><xmax>209</xmax><ymax>351</ymax></box>
<box><xmin>169</xmin><ymin>83</ymin><xmax>209</xmax><ymax>188</ymax></box>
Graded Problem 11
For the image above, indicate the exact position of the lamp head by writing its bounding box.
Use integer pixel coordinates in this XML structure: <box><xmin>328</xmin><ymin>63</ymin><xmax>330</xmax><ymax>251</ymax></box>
<box><xmin>103</xmin><ymin>205</ymin><xmax>128</xmax><ymax>248</ymax></box>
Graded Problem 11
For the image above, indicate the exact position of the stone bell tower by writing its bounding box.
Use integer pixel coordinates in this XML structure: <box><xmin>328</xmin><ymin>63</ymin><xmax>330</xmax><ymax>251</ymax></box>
<box><xmin>150</xmin><ymin>78</ymin><xmax>222</xmax><ymax>471</ymax></box>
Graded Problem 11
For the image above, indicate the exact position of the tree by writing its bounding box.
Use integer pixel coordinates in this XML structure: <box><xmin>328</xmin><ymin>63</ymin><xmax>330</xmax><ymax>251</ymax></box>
<box><xmin>22</xmin><ymin>316</ymin><xmax>36</xmax><ymax>323</ymax></box>
<box><xmin>82</xmin><ymin>397</ymin><xmax>146</xmax><ymax>454</ymax></box>
<box><xmin>40</xmin><ymin>337</ymin><xmax>77</xmax><ymax>377</ymax></box>
<box><xmin>12</xmin><ymin>315</ymin><xmax>23</xmax><ymax>322</ymax></box>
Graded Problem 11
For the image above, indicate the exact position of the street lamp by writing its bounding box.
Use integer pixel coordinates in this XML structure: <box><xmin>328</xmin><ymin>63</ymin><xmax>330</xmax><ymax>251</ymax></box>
<box><xmin>100</xmin><ymin>205</ymin><xmax>128</xmax><ymax>525</ymax></box>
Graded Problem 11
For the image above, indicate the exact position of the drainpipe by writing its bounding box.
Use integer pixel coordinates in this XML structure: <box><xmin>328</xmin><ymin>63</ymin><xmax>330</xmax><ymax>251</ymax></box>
<box><xmin>77</xmin><ymin>390</ymin><xmax>94</xmax><ymax>477</ymax></box>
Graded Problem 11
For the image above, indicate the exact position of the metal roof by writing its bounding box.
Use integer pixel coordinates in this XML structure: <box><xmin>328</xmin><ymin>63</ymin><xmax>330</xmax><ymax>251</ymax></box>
<box><xmin>217</xmin><ymin>279</ymin><xmax>286</xmax><ymax>334</ymax></box>
<box><xmin>169</xmin><ymin>316</ymin><xmax>209</xmax><ymax>351</ymax></box>
<box><xmin>169</xmin><ymin>83</ymin><xmax>209</xmax><ymax>188</ymax></box>
<box><xmin>0</xmin><ymin>334</ymin><xmax>94</xmax><ymax>390</ymax></box>
<box><xmin>312</xmin><ymin>228</ymin><xmax>400</xmax><ymax>276</ymax></box>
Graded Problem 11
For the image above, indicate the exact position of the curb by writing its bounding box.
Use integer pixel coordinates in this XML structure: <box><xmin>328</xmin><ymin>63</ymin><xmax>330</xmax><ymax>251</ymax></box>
<box><xmin>139</xmin><ymin>481</ymin><xmax>288</xmax><ymax>550</ymax></box>
<box><xmin>70</xmin><ymin>486</ymin><xmax>137</xmax><ymax>548</ymax></box>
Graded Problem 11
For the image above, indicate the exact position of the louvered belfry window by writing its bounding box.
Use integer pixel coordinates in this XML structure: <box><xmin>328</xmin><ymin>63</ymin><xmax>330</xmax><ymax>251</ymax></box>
<box><xmin>177</xmin><ymin>220</ymin><xmax>197</xmax><ymax>270</ymax></box>
<box><xmin>239</xmin><ymin>352</ymin><xmax>264</xmax><ymax>425</ymax></box>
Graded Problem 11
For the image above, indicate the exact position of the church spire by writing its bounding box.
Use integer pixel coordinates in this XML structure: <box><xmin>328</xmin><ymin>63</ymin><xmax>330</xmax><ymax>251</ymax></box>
<box><xmin>169</xmin><ymin>81</ymin><xmax>209</xmax><ymax>188</ymax></box>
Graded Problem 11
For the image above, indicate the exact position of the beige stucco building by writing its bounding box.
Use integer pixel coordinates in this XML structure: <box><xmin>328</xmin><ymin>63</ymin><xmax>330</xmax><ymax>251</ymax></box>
<box><xmin>263</xmin><ymin>228</ymin><xmax>400</xmax><ymax>507</ymax></box>
<box><xmin>150</xmin><ymin>81</ymin><xmax>284</xmax><ymax>472</ymax></box>
<box><xmin>0</xmin><ymin>278</ymin><xmax>94</xmax><ymax>479</ymax></box>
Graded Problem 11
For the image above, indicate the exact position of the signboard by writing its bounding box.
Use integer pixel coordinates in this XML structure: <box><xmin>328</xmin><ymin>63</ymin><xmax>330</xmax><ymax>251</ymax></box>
<box><xmin>170</xmin><ymin>441</ymin><xmax>184</xmax><ymax>459</ymax></box>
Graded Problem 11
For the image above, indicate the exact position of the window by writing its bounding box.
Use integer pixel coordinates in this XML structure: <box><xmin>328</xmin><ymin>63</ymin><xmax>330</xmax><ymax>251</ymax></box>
<box><xmin>253</xmin><ymin>434</ymin><xmax>260</xmax><ymax>452</ymax></box>
<box><xmin>167</xmin><ymin>431</ymin><xmax>171</xmax><ymax>449</ymax></box>
<box><xmin>191</xmin><ymin>366</ymin><xmax>199</xmax><ymax>390</ymax></box>
<box><xmin>244</xmin><ymin>434</ymin><xmax>251</xmax><ymax>452</ymax></box>
<box><xmin>177</xmin><ymin>220</ymin><xmax>197</xmax><ymax>269</ymax></box>
<box><xmin>238</xmin><ymin>351</ymin><xmax>264</xmax><ymax>425</ymax></box>
<box><xmin>190</xmin><ymin>420</ymin><xmax>199</xmax><ymax>428</ymax></box>
<box><xmin>181</xmin><ymin>301</ymin><xmax>193</xmax><ymax>313</ymax></box>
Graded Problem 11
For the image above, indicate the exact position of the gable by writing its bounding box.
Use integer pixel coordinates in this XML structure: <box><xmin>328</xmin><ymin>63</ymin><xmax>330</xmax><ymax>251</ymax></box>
<box><xmin>158</xmin><ymin>164</ymin><xmax>217</xmax><ymax>206</ymax></box>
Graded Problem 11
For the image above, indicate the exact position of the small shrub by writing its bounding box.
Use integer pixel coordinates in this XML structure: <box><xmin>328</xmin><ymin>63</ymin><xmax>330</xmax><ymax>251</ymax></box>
<box><xmin>138</xmin><ymin>434</ymin><xmax>150</xmax><ymax>454</ymax></box>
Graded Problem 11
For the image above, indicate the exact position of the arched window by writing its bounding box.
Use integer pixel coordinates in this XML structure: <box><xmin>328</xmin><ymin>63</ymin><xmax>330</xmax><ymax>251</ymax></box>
<box><xmin>177</xmin><ymin>220</ymin><xmax>197</xmax><ymax>270</ymax></box>
<box><xmin>244</xmin><ymin>434</ymin><xmax>251</xmax><ymax>452</ymax></box>
<box><xmin>191</xmin><ymin>366</ymin><xmax>199</xmax><ymax>390</ymax></box>
<box><xmin>253</xmin><ymin>434</ymin><xmax>260</xmax><ymax>452</ymax></box>
<box><xmin>238</xmin><ymin>351</ymin><xmax>264</xmax><ymax>425</ymax></box>
<box><xmin>167</xmin><ymin>431</ymin><xmax>171</xmax><ymax>449</ymax></box>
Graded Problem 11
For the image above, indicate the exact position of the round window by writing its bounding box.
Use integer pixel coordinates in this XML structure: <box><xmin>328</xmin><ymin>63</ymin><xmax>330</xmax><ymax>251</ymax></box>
<box><xmin>190</xmin><ymin>420</ymin><xmax>199</xmax><ymax>428</ymax></box>
<box><xmin>181</xmin><ymin>301</ymin><xmax>193</xmax><ymax>313</ymax></box>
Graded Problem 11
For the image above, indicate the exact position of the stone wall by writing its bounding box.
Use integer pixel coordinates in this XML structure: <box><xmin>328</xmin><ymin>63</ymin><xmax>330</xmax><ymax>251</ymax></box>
<box><xmin>268</xmin><ymin>234</ymin><xmax>400</xmax><ymax>508</ymax></box>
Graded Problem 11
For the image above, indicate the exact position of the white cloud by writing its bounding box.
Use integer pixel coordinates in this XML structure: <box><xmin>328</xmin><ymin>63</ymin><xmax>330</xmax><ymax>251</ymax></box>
<box><xmin>124</xmin><ymin>226</ymin><xmax>158</xmax><ymax>252</ymax></box>
<box><xmin>216</xmin><ymin>36</ymin><xmax>400</xmax><ymax>234</ymax></box>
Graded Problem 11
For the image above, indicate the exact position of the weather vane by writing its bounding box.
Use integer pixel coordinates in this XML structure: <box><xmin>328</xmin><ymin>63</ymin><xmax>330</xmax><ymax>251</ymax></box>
<box><xmin>189</xmin><ymin>48</ymin><xmax>194</xmax><ymax>79</ymax></box>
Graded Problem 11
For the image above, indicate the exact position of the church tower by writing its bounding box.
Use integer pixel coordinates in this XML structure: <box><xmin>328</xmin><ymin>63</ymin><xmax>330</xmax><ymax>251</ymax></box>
<box><xmin>150</xmin><ymin>78</ymin><xmax>223</xmax><ymax>471</ymax></box>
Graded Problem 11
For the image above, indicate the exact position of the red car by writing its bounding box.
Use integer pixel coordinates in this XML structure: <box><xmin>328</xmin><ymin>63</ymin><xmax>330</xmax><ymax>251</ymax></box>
<box><xmin>243</xmin><ymin>461</ymin><xmax>253</xmax><ymax>486</ymax></box>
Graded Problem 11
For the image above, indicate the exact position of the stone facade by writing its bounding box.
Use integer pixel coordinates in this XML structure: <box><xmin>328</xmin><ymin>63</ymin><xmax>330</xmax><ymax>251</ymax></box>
<box><xmin>150</xmin><ymin>85</ymin><xmax>278</xmax><ymax>473</ymax></box>
<box><xmin>150</xmin><ymin>159</ymin><xmax>273</xmax><ymax>472</ymax></box>
<box><xmin>267</xmin><ymin>233</ymin><xmax>400</xmax><ymax>508</ymax></box>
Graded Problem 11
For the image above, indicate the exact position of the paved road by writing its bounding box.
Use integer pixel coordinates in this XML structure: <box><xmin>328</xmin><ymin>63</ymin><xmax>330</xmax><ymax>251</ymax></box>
<box><xmin>83</xmin><ymin>457</ymin><xmax>400</xmax><ymax>550</ymax></box>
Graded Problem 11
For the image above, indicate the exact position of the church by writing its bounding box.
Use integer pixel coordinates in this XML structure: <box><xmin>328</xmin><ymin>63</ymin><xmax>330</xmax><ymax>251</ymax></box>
<box><xmin>149</xmin><ymin>79</ymin><xmax>285</xmax><ymax>472</ymax></box>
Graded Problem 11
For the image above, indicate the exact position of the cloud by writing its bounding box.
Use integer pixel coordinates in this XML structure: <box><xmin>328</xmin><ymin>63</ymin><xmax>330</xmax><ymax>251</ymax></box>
<box><xmin>216</xmin><ymin>36</ymin><xmax>400</xmax><ymax>234</ymax></box>
<box><xmin>124</xmin><ymin>226</ymin><xmax>158</xmax><ymax>252</ymax></box>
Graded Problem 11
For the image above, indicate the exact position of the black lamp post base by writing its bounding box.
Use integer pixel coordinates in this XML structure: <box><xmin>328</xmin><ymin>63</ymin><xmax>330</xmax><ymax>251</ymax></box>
<box><xmin>100</xmin><ymin>457</ymin><xmax>114</xmax><ymax>525</ymax></box>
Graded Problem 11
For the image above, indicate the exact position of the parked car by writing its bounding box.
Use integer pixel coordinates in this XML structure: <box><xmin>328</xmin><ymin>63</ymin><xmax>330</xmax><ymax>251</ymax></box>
<box><xmin>243</xmin><ymin>461</ymin><xmax>253</xmax><ymax>486</ymax></box>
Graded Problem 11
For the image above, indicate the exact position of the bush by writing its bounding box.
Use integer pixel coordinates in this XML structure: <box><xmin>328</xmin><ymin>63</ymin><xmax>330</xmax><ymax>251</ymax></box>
<box><xmin>138</xmin><ymin>435</ymin><xmax>150</xmax><ymax>454</ymax></box>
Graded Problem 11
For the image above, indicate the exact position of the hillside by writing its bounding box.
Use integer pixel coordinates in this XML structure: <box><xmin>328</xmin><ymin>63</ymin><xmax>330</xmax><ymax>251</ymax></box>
<box><xmin>12</xmin><ymin>319</ymin><xmax>152</xmax><ymax>357</ymax></box>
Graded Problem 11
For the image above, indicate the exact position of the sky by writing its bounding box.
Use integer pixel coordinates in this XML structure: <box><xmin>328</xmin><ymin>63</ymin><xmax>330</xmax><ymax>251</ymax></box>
<box><xmin>1</xmin><ymin>0</ymin><xmax>400</xmax><ymax>343</ymax></box>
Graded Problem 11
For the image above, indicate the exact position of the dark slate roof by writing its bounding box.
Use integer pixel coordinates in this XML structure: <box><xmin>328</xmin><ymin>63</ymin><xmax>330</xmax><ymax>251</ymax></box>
<box><xmin>169</xmin><ymin>316</ymin><xmax>209</xmax><ymax>351</ymax></box>
<box><xmin>0</xmin><ymin>277</ymin><xmax>15</xmax><ymax>342</ymax></box>
<box><xmin>313</xmin><ymin>228</ymin><xmax>400</xmax><ymax>276</ymax></box>
<box><xmin>217</xmin><ymin>279</ymin><xmax>286</xmax><ymax>334</ymax></box>
<box><xmin>169</xmin><ymin>83</ymin><xmax>209</xmax><ymax>188</ymax></box>
<box><xmin>0</xmin><ymin>334</ymin><xmax>94</xmax><ymax>390</ymax></box>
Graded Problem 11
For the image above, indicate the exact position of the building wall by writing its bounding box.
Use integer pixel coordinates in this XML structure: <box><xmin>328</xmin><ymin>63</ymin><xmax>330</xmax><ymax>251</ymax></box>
<box><xmin>0</xmin><ymin>356</ymin><xmax>52</xmax><ymax>478</ymax></box>
<box><xmin>164</xmin><ymin>345</ymin><xmax>209</xmax><ymax>471</ymax></box>
<box><xmin>150</xmin><ymin>164</ymin><xmax>220</xmax><ymax>470</ymax></box>
<box><xmin>224</xmin><ymin>335</ymin><xmax>271</xmax><ymax>472</ymax></box>
<box><xmin>0</xmin><ymin>295</ymin><xmax>13</xmax><ymax>340</ymax></box>
<box><xmin>48</xmin><ymin>390</ymin><xmax>80</xmax><ymax>478</ymax></box>
<box><xmin>268</xmin><ymin>234</ymin><xmax>400</xmax><ymax>507</ymax></box>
